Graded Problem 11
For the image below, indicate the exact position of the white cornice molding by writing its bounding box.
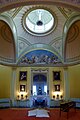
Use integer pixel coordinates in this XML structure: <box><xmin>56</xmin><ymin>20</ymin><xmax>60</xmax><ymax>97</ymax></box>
<box><xmin>0</xmin><ymin>0</ymin><xmax>80</xmax><ymax>13</ymax></box>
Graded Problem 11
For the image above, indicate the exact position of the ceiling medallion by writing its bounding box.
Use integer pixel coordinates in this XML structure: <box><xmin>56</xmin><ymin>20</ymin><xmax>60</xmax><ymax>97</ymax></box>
<box><xmin>22</xmin><ymin>7</ymin><xmax>56</xmax><ymax>36</ymax></box>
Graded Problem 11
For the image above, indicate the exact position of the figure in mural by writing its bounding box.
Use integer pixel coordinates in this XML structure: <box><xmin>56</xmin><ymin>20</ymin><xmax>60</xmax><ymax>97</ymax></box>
<box><xmin>19</xmin><ymin>50</ymin><xmax>61</xmax><ymax>65</ymax></box>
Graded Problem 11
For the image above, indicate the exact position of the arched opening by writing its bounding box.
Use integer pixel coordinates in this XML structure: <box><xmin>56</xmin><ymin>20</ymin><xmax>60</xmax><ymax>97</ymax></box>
<box><xmin>33</xmin><ymin>74</ymin><xmax>47</xmax><ymax>95</ymax></box>
<box><xmin>30</xmin><ymin>68</ymin><xmax>49</xmax><ymax>107</ymax></box>
<box><xmin>0</xmin><ymin>20</ymin><xmax>16</xmax><ymax>63</ymax></box>
<box><xmin>65</xmin><ymin>20</ymin><xmax>80</xmax><ymax>63</ymax></box>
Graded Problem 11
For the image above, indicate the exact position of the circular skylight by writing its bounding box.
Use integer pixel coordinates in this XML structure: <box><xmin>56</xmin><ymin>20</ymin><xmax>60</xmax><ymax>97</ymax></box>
<box><xmin>24</xmin><ymin>9</ymin><xmax>55</xmax><ymax>35</ymax></box>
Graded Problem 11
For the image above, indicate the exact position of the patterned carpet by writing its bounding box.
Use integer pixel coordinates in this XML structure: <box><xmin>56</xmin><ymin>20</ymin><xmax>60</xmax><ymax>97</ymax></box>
<box><xmin>0</xmin><ymin>108</ymin><xmax>80</xmax><ymax>120</ymax></box>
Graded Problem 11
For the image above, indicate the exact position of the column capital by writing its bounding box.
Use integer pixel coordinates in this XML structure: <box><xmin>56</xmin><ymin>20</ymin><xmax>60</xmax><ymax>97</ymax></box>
<box><xmin>12</xmin><ymin>67</ymin><xmax>17</xmax><ymax>71</ymax></box>
<box><xmin>63</xmin><ymin>67</ymin><xmax>68</xmax><ymax>70</ymax></box>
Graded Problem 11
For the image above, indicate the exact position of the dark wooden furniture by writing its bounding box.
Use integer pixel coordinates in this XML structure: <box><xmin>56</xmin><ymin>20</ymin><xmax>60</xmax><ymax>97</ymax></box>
<box><xmin>60</xmin><ymin>101</ymin><xmax>76</xmax><ymax>118</ymax></box>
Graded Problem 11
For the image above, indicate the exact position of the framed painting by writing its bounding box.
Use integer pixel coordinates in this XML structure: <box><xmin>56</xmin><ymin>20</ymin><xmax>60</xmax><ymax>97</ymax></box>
<box><xmin>54</xmin><ymin>85</ymin><xmax>60</xmax><ymax>91</ymax></box>
<box><xmin>53</xmin><ymin>71</ymin><xmax>60</xmax><ymax>80</ymax></box>
<box><xmin>20</xmin><ymin>85</ymin><xmax>26</xmax><ymax>92</ymax></box>
<box><xmin>19</xmin><ymin>71</ymin><xmax>27</xmax><ymax>81</ymax></box>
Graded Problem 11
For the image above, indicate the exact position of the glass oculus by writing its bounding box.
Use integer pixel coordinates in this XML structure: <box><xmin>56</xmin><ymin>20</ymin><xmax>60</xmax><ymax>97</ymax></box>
<box><xmin>24</xmin><ymin>9</ymin><xmax>55</xmax><ymax>35</ymax></box>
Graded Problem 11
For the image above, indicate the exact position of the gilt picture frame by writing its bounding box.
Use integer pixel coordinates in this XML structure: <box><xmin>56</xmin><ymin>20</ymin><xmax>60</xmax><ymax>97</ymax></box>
<box><xmin>54</xmin><ymin>85</ymin><xmax>60</xmax><ymax>91</ymax></box>
<box><xmin>53</xmin><ymin>71</ymin><xmax>60</xmax><ymax>81</ymax></box>
<box><xmin>20</xmin><ymin>85</ymin><xmax>26</xmax><ymax>92</ymax></box>
<box><xmin>19</xmin><ymin>71</ymin><xmax>27</xmax><ymax>81</ymax></box>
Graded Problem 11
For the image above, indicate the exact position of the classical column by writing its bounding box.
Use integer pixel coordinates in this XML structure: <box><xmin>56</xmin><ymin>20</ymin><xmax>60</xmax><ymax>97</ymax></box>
<box><xmin>31</xmin><ymin>69</ymin><xmax>33</xmax><ymax>95</ymax></box>
<box><xmin>64</xmin><ymin>67</ymin><xmax>70</xmax><ymax>100</ymax></box>
<box><xmin>10</xmin><ymin>67</ymin><xmax>17</xmax><ymax>107</ymax></box>
<box><xmin>47</xmin><ymin>69</ymin><xmax>49</xmax><ymax>95</ymax></box>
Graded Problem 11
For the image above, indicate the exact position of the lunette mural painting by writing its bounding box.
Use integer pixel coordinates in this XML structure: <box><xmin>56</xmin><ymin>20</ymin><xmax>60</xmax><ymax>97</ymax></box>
<box><xmin>19</xmin><ymin>50</ymin><xmax>62</xmax><ymax>65</ymax></box>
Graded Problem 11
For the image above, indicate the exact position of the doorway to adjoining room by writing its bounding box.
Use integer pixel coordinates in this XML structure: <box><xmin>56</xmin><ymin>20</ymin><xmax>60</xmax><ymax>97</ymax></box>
<box><xmin>33</xmin><ymin>74</ymin><xmax>47</xmax><ymax>96</ymax></box>
<box><xmin>32</xmin><ymin>73</ymin><xmax>48</xmax><ymax>107</ymax></box>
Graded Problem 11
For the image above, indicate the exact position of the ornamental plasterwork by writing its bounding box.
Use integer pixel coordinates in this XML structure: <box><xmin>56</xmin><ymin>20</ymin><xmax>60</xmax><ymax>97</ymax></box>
<box><xmin>22</xmin><ymin>8</ymin><xmax>55</xmax><ymax>36</ymax></box>
<box><xmin>7</xmin><ymin>8</ymin><xmax>19</xmax><ymax>17</ymax></box>
<box><xmin>18</xmin><ymin>41</ymin><xmax>28</xmax><ymax>56</ymax></box>
<box><xmin>1</xmin><ymin>5</ymin><xmax>66</xmax><ymax>61</ymax></box>
<box><xmin>62</xmin><ymin>0</ymin><xmax>80</xmax><ymax>4</ymax></box>
<box><xmin>0</xmin><ymin>0</ymin><xmax>80</xmax><ymax>6</ymax></box>
<box><xmin>13</xmin><ymin>5</ymin><xmax>66</xmax><ymax>44</ymax></box>
<box><xmin>18</xmin><ymin>37</ymin><xmax>31</xmax><ymax>57</ymax></box>
<box><xmin>66</xmin><ymin>55</ymin><xmax>80</xmax><ymax>63</ymax></box>
<box><xmin>51</xmin><ymin>39</ymin><xmax>62</xmax><ymax>57</ymax></box>
<box><xmin>31</xmin><ymin>68</ymin><xmax>49</xmax><ymax>73</ymax></box>
<box><xmin>58</xmin><ymin>7</ymin><xmax>73</xmax><ymax>18</ymax></box>
<box><xmin>4</xmin><ymin>5</ymin><xmax>67</xmax><ymax>59</ymax></box>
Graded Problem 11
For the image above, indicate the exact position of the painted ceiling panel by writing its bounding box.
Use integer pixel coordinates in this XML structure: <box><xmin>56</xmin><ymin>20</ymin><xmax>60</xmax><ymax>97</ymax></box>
<box><xmin>0</xmin><ymin>1</ymin><xmax>80</xmax><ymax>66</ymax></box>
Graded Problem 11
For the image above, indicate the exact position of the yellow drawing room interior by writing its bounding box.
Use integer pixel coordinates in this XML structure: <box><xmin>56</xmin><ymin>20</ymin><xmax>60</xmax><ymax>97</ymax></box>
<box><xmin>0</xmin><ymin>0</ymin><xmax>80</xmax><ymax>108</ymax></box>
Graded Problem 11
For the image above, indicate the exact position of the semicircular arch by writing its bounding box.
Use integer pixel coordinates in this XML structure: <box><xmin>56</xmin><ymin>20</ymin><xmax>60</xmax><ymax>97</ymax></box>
<box><xmin>63</xmin><ymin>13</ymin><xmax>80</xmax><ymax>64</ymax></box>
<box><xmin>0</xmin><ymin>13</ymin><xmax>17</xmax><ymax>64</ymax></box>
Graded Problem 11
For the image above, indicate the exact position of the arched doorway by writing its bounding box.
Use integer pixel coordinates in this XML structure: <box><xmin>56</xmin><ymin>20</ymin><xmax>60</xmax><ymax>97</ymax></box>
<box><xmin>31</xmin><ymin>68</ymin><xmax>49</xmax><ymax>96</ymax></box>
<box><xmin>30</xmin><ymin>68</ymin><xmax>50</xmax><ymax>107</ymax></box>
<box><xmin>33</xmin><ymin>74</ymin><xmax>47</xmax><ymax>95</ymax></box>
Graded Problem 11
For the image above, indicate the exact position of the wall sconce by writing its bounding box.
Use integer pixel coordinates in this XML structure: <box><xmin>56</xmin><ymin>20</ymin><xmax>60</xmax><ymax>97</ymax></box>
<box><xmin>56</xmin><ymin>94</ymin><xmax>59</xmax><ymax>99</ymax></box>
<box><xmin>25</xmin><ymin>95</ymin><xmax>27</xmax><ymax>99</ymax></box>
<box><xmin>60</xmin><ymin>95</ymin><xmax>63</xmax><ymax>99</ymax></box>
<box><xmin>21</xmin><ymin>94</ymin><xmax>24</xmax><ymax>99</ymax></box>
<box><xmin>20</xmin><ymin>85</ymin><xmax>25</xmax><ymax>92</ymax></box>
<box><xmin>53</xmin><ymin>95</ymin><xmax>55</xmax><ymax>99</ymax></box>
<box><xmin>17</xmin><ymin>95</ymin><xmax>20</xmax><ymax>100</ymax></box>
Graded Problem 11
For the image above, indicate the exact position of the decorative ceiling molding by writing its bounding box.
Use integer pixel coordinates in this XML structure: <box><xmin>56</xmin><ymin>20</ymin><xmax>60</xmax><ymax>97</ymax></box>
<box><xmin>0</xmin><ymin>13</ymin><xmax>18</xmax><ymax>59</ymax></box>
<box><xmin>18</xmin><ymin>36</ymin><xmax>31</xmax><ymax>57</ymax></box>
<box><xmin>67</xmin><ymin>24</ymin><xmax>79</xmax><ymax>43</ymax></box>
<box><xmin>18</xmin><ymin>43</ymin><xmax>62</xmax><ymax>61</ymax></box>
<box><xmin>0</xmin><ymin>0</ymin><xmax>80</xmax><ymax>13</ymax></box>
<box><xmin>51</xmin><ymin>39</ymin><xmax>62</xmax><ymax>57</ymax></box>
<box><xmin>58</xmin><ymin>7</ymin><xmax>73</xmax><ymax>19</ymax></box>
<box><xmin>66</xmin><ymin>55</ymin><xmax>80</xmax><ymax>63</ymax></box>
<box><xmin>7</xmin><ymin>7</ymin><xmax>23</xmax><ymax>18</ymax></box>
<box><xmin>0</xmin><ymin>20</ymin><xmax>13</xmax><ymax>43</ymax></box>
<box><xmin>0</xmin><ymin>1</ymin><xmax>80</xmax><ymax>66</ymax></box>
<box><xmin>0</xmin><ymin>56</ymin><xmax>15</xmax><ymax>63</ymax></box>
<box><xmin>21</xmin><ymin>6</ymin><xmax>57</xmax><ymax>36</ymax></box>
<box><xmin>65</xmin><ymin>20</ymin><xmax>80</xmax><ymax>64</ymax></box>
<box><xmin>0</xmin><ymin>15</ymin><xmax>16</xmax><ymax>63</ymax></box>
<box><xmin>10</xmin><ymin>5</ymin><xmax>66</xmax><ymax>49</ymax></box>
<box><xmin>63</xmin><ymin>13</ymin><xmax>80</xmax><ymax>61</ymax></box>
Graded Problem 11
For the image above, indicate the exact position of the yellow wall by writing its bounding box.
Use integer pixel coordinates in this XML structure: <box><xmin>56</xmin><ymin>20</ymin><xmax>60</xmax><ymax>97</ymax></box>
<box><xmin>68</xmin><ymin>64</ymin><xmax>80</xmax><ymax>98</ymax></box>
<box><xmin>16</xmin><ymin>67</ymin><xmax>31</xmax><ymax>99</ymax></box>
<box><xmin>0</xmin><ymin>65</ymin><xmax>64</xmax><ymax>99</ymax></box>
<box><xmin>16</xmin><ymin>67</ymin><xmax>64</xmax><ymax>99</ymax></box>
<box><xmin>0</xmin><ymin>65</ymin><xmax>12</xmax><ymax>98</ymax></box>
<box><xmin>49</xmin><ymin>67</ymin><xmax>64</xmax><ymax>99</ymax></box>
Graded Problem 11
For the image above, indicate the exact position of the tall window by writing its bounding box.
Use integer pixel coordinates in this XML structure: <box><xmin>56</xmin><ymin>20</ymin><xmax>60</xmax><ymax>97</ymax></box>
<box><xmin>33</xmin><ymin>85</ymin><xmax>37</xmax><ymax>95</ymax></box>
<box><xmin>44</xmin><ymin>85</ymin><xmax>47</xmax><ymax>94</ymax></box>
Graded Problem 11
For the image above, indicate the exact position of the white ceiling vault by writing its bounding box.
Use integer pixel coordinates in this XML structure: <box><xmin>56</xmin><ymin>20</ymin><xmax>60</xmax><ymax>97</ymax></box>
<box><xmin>0</xmin><ymin>0</ymin><xmax>80</xmax><ymax>67</ymax></box>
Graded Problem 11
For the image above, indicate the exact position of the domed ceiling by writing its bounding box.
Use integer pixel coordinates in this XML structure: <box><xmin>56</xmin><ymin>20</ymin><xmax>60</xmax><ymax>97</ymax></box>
<box><xmin>0</xmin><ymin>0</ymin><xmax>80</xmax><ymax>67</ymax></box>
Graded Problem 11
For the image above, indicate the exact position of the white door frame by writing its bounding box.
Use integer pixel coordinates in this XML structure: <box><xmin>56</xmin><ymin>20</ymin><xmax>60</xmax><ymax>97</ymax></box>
<box><xmin>31</xmin><ymin>68</ymin><xmax>49</xmax><ymax>95</ymax></box>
